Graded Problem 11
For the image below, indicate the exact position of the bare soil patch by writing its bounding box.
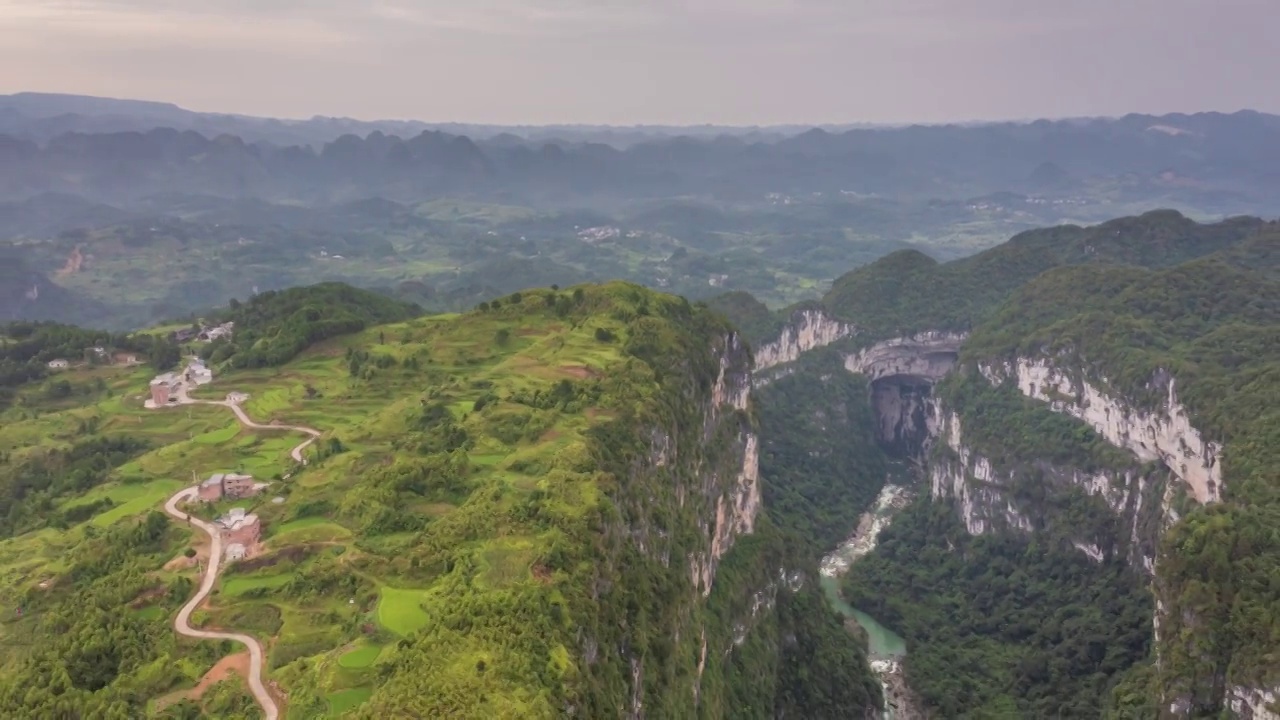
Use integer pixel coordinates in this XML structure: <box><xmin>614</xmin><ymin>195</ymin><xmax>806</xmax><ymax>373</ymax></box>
<box><xmin>154</xmin><ymin>651</ymin><xmax>250</xmax><ymax>710</ymax></box>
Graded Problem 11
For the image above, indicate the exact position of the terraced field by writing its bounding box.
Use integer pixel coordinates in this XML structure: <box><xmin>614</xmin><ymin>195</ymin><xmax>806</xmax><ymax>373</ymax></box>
<box><xmin>0</xmin><ymin>281</ymin><xmax>681</xmax><ymax>717</ymax></box>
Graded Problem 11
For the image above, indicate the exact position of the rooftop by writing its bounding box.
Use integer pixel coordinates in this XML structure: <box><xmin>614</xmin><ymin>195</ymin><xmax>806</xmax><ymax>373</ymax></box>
<box><xmin>219</xmin><ymin>507</ymin><xmax>259</xmax><ymax>532</ymax></box>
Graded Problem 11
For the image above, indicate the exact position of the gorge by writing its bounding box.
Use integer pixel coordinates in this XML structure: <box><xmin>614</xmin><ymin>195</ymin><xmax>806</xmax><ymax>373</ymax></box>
<box><xmin>735</xmin><ymin>212</ymin><xmax>1280</xmax><ymax>719</ymax></box>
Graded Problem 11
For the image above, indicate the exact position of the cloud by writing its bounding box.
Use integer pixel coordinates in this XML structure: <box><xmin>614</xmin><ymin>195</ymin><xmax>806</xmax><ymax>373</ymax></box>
<box><xmin>0</xmin><ymin>0</ymin><xmax>357</xmax><ymax>46</ymax></box>
<box><xmin>0</xmin><ymin>0</ymin><xmax>1276</xmax><ymax>124</ymax></box>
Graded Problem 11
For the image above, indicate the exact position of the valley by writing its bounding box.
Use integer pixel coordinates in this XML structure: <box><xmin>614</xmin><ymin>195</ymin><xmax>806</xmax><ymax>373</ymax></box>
<box><xmin>5</xmin><ymin>6</ymin><xmax>1280</xmax><ymax>717</ymax></box>
<box><xmin>0</xmin><ymin>207</ymin><xmax>1275</xmax><ymax>719</ymax></box>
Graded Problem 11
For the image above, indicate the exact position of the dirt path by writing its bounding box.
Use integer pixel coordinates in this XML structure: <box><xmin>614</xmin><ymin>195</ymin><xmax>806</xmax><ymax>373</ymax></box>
<box><xmin>155</xmin><ymin>385</ymin><xmax>322</xmax><ymax>720</ymax></box>
<box><xmin>171</xmin><ymin>382</ymin><xmax>322</xmax><ymax>464</ymax></box>
<box><xmin>164</xmin><ymin>488</ymin><xmax>279</xmax><ymax>720</ymax></box>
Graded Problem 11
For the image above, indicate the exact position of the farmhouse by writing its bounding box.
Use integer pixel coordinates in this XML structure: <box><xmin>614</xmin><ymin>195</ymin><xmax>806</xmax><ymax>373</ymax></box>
<box><xmin>149</xmin><ymin>373</ymin><xmax>181</xmax><ymax>405</ymax></box>
<box><xmin>47</xmin><ymin>359</ymin><xmax>69</xmax><ymax>370</ymax></box>
<box><xmin>185</xmin><ymin>358</ymin><xmax>213</xmax><ymax>386</ymax></box>
<box><xmin>197</xmin><ymin>472</ymin><xmax>258</xmax><ymax>501</ymax></box>
<box><xmin>217</xmin><ymin>508</ymin><xmax>261</xmax><ymax>546</ymax></box>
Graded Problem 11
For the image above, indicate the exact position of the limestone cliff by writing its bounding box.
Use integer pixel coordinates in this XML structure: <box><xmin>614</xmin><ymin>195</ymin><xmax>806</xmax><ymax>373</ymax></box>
<box><xmin>753</xmin><ymin>307</ymin><xmax>855</xmax><ymax>372</ymax></box>
<box><xmin>988</xmin><ymin>357</ymin><xmax>1222</xmax><ymax>504</ymax></box>
<box><xmin>597</xmin><ymin>327</ymin><xmax>770</xmax><ymax>718</ymax></box>
<box><xmin>840</xmin><ymin>332</ymin><xmax>963</xmax><ymax>459</ymax></box>
<box><xmin>1228</xmin><ymin>687</ymin><xmax>1280</xmax><ymax>720</ymax></box>
<box><xmin>842</xmin><ymin>331</ymin><xmax>966</xmax><ymax>382</ymax></box>
<box><xmin>929</xmin><ymin>407</ymin><xmax>1173</xmax><ymax>572</ymax></box>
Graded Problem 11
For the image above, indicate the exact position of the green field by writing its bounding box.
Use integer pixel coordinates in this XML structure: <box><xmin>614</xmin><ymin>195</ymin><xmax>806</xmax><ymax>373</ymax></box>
<box><xmin>221</xmin><ymin>573</ymin><xmax>293</xmax><ymax>597</ymax></box>
<box><xmin>337</xmin><ymin>644</ymin><xmax>382</xmax><ymax>669</ymax></box>
<box><xmin>377</xmin><ymin>588</ymin><xmax>430</xmax><ymax>637</ymax></box>
<box><xmin>270</xmin><ymin>517</ymin><xmax>352</xmax><ymax>544</ymax></box>
<box><xmin>326</xmin><ymin>687</ymin><xmax>373</xmax><ymax>716</ymax></box>
<box><xmin>53</xmin><ymin>474</ymin><xmax>188</xmax><ymax>530</ymax></box>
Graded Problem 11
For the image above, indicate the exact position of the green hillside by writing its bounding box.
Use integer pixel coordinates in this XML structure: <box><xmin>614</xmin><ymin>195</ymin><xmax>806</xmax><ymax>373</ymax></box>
<box><xmin>0</xmin><ymin>281</ymin><xmax>878</xmax><ymax>718</ymax></box>
<box><xmin>959</xmin><ymin>252</ymin><xmax>1280</xmax><ymax>708</ymax></box>
<box><xmin>818</xmin><ymin>215</ymin><xmax>1280</xmax><ymax>716</ymax></box>
<box><xmin>820</xmin><ymin>210</ymin><xmax>1266</xmax><ymax>340</ymax></box>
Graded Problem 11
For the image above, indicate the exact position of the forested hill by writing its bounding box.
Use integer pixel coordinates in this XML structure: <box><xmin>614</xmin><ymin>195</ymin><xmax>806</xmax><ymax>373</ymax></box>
<box><xmin>820</xmin><ymin>210</ymin><xmax>1267</xmax><ymax>340</ymax></box>
<box><xmin>708</xmin><ymin>210</ymin><xmax>1272</xmax><ymax>348</ymax></box>
<box><xmin>197</xmin><ymin>282</ymin><xmax>422</xmax><ymax>368</ymax></box>
<box><xmin>729</xmin><ymin>209</ymin><xmax>1279</xmax><ymax>716</ymax></box>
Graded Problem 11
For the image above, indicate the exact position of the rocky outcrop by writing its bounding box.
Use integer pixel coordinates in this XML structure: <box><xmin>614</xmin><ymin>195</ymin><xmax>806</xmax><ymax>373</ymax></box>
<box><xmin>833</xmin><ymin>331</ymin><xmax>965</xmax><ymax>459</ymax></box>
<box><xmin>690</xmin><ymin>332</ymin><xmax>761</xmax><ymax>596</ymax></box>
<box><xmin>843</xmin><ymin>331</ymin><xmax>966</xmax><ymax>382</ymax></box>
<box><xmin>695</xmin><ymin>434</ymin><xmax>761</xmax><ymax>596</ymax></box>
<box><xmin>602</xmin><ymin>327</ymin><xmax>764</xmax><ymax>718</ymax></box>
<box><xmin>929</xmin><ymin>409</ymin><xmax>1172</xmax><ymax>570</ymax></box>
<box><xmin>753</xmin><ymin>308</ymin><xmax>855</xmax><ymax>371</ymax></box>
<box><xmin>1228</xmin><ymin>686</ymin><xmax>1280</xmax><ymax>720</ymax></box>
<box><xmin>987</xmin><ymin>357</ymin><xmax>1222</xmax><ymax>504</ymax></box>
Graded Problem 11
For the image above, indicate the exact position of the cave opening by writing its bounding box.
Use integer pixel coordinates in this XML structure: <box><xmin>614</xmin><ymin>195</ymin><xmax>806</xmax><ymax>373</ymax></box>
<box><xmin>869</xmin><ymin>373</ymin><xmax>939</xmax><ymax>461</ymax></box>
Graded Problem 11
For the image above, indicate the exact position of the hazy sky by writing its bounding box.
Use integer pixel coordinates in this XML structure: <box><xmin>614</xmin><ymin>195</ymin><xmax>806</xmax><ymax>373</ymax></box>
<box><xmin>1</xmin><ymin>0</ymin><xmax>1276</xmax><ymax>125</ymax></box>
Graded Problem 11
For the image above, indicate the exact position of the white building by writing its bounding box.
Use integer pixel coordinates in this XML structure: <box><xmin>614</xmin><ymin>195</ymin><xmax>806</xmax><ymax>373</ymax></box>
<box><xmin>186</xmin><ymin>359</ymin><xmax>213</xmax><ymax>386</ymax></box>
<box><xmin>47</xmin><ymin>359</ymin><xmax>69</xmax><ymax>370</ymax></box>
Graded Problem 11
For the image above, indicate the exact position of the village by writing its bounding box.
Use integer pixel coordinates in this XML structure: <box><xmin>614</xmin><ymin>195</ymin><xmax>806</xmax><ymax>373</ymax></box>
<box><xmin>141</xmin><ymin>319</ymin><xmax>279</xmax><ymax>564</ymax></box>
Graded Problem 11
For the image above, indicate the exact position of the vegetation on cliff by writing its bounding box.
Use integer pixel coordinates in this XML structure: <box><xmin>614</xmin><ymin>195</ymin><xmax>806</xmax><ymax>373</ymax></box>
<box><xmin>957</xmin><ymin>239</ymin><xmax>1280</xmax><ymax>708</ymax></box>
<box><xmin>843</xmin><ymin>501</ymin><xmax>1152</xmax><ymax>718</ymax></box>
<box><xmin>0</xmin><ymin>280</ymin><xmax>882</xmax><ymax>718</ymax></box>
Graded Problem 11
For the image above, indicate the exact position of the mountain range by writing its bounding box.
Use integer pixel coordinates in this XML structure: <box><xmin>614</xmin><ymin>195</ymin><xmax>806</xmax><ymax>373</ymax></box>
<box><xmin>3</xmin><ymin>94</ymin><xmax>1280</xmax><ymax>212</ymax></box>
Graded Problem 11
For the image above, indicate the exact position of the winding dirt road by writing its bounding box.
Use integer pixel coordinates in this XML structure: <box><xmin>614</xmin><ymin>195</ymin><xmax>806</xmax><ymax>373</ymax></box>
<box><xmin>163</xmin><ymin>488</ymin><xmax>279</xmax><ymax>720</ymax></box>
<box><xmin>159</xmin><ymin>386</ymin><xmax>322</xmax><ymax>720</ymax></box>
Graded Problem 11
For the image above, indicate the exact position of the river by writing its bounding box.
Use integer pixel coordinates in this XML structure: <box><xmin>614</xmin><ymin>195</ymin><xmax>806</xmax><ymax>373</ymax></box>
<box><xmin>819</xmin><ymin>482</ymin><xmax>916</xmax><ymax>718</ymax></box>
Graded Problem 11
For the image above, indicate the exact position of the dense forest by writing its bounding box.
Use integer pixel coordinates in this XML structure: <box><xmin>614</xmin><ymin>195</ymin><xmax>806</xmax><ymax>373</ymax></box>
<box><xmin>819</xmin><ymin>211</ymin><xmax>1265</xmax><ymax>340</ymax></box>
<box><xmin>957</xmin><ymin>238</ymin><xmax>1280</xmax><ymax>710</ymax></box>
<box><xmin>197</xmin><ymin>283</ymin><xmax>421</xmax><ymax>368</ymax></box>
<box><xmin>843</xmin><ymin>501</ymin><xmax>1152</xmax><ymax>718</ymax></box>
<box><xmin>754</xmin><ymin>349</ymin><xmax>893</xmax><ymax>557</ymax></box>
<box><xmin>0</xmin><ymin>511</ymin><xmax>196</xmax><ymax>718</ymax></box>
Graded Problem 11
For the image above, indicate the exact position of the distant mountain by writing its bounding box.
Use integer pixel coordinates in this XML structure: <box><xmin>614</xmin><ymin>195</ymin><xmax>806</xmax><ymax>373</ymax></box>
<box><xmin>3</xmin><ymin>109</ymin><xmax>1280</xmax><ymax>210</ymax></box>
<box><xmin>0</xmin><ymin>92</ymin><xmax>807</xmax><ymax>148</ymax></box>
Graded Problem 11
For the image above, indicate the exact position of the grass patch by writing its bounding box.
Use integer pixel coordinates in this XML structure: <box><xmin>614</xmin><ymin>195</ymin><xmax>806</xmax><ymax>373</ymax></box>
<box><xmin>193</xmin><ymin>421</ymin><xmax>241</xmax><ymax>445</ymax></box>
<box><xmin>377</xmin><ymin>587</ymin><xmax>430</xmax><ymax>636</ymax></box>
<box><xmin>271</xmin><ymin>517</ymin><xmax>351</xmax><ymax>544</ymax></box>
<box><xmin>221</xmin><ymin>573</ymin><xmax>292</xmax><ymax>597</ymax></box>
<box><xmin>64</xmin><ymin>478</ymin><xmax>186</xmax><ymax>527</ymax></box>
<box><xmin>477</xmin><ymin>538</ymin><xmax>535</xmax><ymax>590</ymax></box>
<box><xmin>327</xmin><ymin>687</ymin><xmax>372</xmax><ymax>716</ymax></box>
<box><xmin>338</xmin><ymin>644</ymin><xmax>381</xmax><ymax>669</ymax></box>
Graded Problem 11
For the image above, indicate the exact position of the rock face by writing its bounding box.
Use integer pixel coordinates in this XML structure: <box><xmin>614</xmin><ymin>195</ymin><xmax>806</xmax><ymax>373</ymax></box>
<box><xmin>607</xmin><ymin>329</ymin><xmax>771</xmax><ymax>716</ymax></box>
<box><xmin>839</xmin><ymin>332</ymin><xmax>964</xmax><ymax>459</ymax></box>
<box><xmin>990</xmin><ymin>357</ymin><xmax>1222</xmax><ymax>504</ymax></box>
<box><xmin>690</xmin><ymin>332</ymin><xmax>761</xmax><ymax>596</ymax></box>
<box><xmin>753</xmin><ymin>308</ymin><xmax>855</xmax><ymax>371</ymax></box>
<box><xmin>929</xmin><ymin>408</ymin><xmax>1171</xmax><ymax>570</ymax></box>
<box><xmin>1228</xmin><ymin>686</ymin><xmax>1280</xmax><ymax>720</ymax></box>
<box><xmin>842</xmin><ymin>331</ymin><xmax>966</xmax><ymax>382</ymax></box>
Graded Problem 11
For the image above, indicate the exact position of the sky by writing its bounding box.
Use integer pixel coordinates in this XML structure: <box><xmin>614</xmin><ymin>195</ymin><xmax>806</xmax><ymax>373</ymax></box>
<box><xmin>1</xmin><ymin>0</ymin><xmax>1276</xmax><ymax>125</ymax></box>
